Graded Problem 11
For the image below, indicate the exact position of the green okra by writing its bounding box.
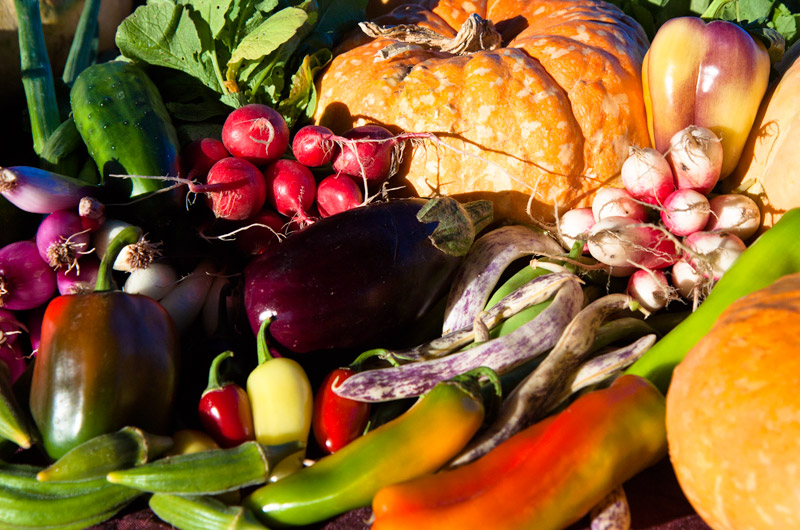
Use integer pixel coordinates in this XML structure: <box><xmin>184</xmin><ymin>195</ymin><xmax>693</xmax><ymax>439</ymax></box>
<box><xmin>149</xmin><ymin>493</ymin><xmax>268</xmax><ymax>530</ymax></box>
<box><xmin>106</xmin><ymin>440</ymin><xmax>303</xmax><ymax>495</ymax></box>
<box><xmin>0</xmin><ymin>462</ymin><xmax>141</xmax><ymax>528</ymax></box>
<box><xmin>37</xmin><ymin>426</ymin><xmax>174</xmax><ymax>482</ymax></box>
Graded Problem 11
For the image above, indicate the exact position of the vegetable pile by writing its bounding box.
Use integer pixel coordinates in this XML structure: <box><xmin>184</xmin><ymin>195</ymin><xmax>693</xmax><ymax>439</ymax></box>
<box><xmin>2</xmin><ymin>1</ymin><xmax>800</xmax><ymax>530</ymax></box>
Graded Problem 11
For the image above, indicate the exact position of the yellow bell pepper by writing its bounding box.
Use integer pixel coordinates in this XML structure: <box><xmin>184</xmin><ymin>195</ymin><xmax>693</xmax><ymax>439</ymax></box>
<box><xmin>642</xmin><ymin>17</ymin><xmax>770</xmax><ymax>179</ymax></box>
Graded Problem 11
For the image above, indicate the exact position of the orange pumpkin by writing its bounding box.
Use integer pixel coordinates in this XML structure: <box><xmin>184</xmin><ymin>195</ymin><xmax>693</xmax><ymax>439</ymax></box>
<box><xmin>722</xmin><ymin>42</ymin><xmax>800</xmax><ymax>231</ymax></box>
<box><xmin>313</xmin><ymin>0</ymin><xmax>651</xmax><ymax>224</ymax></box>
<box><xmin>666</xmin><ymin>271</ymin><xmax>800</xmax><ymax>529</ymax></box>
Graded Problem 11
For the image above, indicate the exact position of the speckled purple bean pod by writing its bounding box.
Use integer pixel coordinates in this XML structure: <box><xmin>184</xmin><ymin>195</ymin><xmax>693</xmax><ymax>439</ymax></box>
<box><xmin>442</xmin><ymin>224</ymin><xmax>567</xmax><ymax>334</ymax></box>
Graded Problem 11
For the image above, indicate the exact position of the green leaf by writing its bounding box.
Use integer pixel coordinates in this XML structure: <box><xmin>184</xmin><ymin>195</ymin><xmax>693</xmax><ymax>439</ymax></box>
<box><xmin>116</xmin><ymin>0</ymin><xmax>223</xmax><ymax>93</ymax></box>
<box><xmin>226</xmin><ymin>6</ymin><xmax>310</xmax><ymax>78</ymax></box>
<box><xmin>277</xmin><ymin>48</ymin><xmax>332</xmax><ymax>128</ymax></box>
<box><xmin>772</xmin><ymin>2</ymin><xmax>800</xmax><ymax>45</ymax></box>
<box><xmin>187</xmin><ymin>0</ymin><xmax>234</xmax><ymax>39</ymax></box>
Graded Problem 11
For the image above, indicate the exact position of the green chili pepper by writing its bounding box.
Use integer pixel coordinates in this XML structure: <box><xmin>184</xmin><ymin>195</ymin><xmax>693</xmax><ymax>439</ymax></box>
<box><xmin>627</xmin><ymin>208</ymin><xmax>800</xmax><ymax>392</ymax></box>
<box><xmin>243</xmin><ymin>369</ymin><xmax>495</xmax><ymax>527</ymax></box>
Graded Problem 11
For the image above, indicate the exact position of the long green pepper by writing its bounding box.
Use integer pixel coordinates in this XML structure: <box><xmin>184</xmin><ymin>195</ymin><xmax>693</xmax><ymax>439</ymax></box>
<box><xmin>627</xmin><ymin>208</ymin><xmax>800</xmax><ymax>392</ymax></box>
<box><xmin>244</xmin><ymin>372</ymin><xmax>492</xmax><ymax>527</ymax></box>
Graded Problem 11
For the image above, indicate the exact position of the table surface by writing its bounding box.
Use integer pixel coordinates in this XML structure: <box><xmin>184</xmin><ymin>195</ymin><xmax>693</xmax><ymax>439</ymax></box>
<box><xmin>90</xmin><ymin>457</ymin><xmax>713</xmax><ymax>530</ymax></box>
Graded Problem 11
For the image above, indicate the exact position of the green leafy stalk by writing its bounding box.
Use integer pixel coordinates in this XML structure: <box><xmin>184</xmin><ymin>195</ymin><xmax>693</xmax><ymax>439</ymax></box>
<box><xmin>14</xmin><ymin>0</ymin><xmax>61</xmax><ymax>158</ymax></box>
<box><xmin>62</xmin><ymin>0</ymin><xmax>102</xmax><ymax>87</ymax></box>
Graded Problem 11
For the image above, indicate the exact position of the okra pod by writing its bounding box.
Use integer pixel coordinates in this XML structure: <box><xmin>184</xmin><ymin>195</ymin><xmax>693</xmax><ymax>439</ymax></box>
<box><xmin>106</xmin><ymin>440</ymin><xmax>302</xmax><ymax>495</ymax></box>
<box><xmin>0</xmin><ymin>462</ymin><xmax>140</xmax><ymax>528</ymax></box>
<box><xmin>149</xmin><ymin>493</ymin><xmax>268</xmax><ymax>530</ymax></box>
<box><xmin>37</xmin><ymin>426</ymin><xmax>174</xmax><ymax>482</ymax></box>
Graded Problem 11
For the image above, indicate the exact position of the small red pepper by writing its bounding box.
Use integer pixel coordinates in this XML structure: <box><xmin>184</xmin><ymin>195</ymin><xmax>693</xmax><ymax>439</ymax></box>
<box><xmin>312</xmin><ymin>367</ymin><xmax>370</xmax><ymax>454</ymax></box>
<box><xmin>198</xmin><ymin>350</ymin><xmax>255</xmax><ymax>448</ymax></box>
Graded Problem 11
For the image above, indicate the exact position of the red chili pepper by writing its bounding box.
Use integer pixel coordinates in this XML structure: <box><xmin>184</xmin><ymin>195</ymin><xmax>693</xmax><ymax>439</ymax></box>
<box><xmin>198</xmin><ymin>350</ymin><xmax>255</xmax><ymax>448</ymax></box>
<box><xmin>312</xmin><ymin>367</ymin><xmax>370</xmax><ymax>454</ymax></box>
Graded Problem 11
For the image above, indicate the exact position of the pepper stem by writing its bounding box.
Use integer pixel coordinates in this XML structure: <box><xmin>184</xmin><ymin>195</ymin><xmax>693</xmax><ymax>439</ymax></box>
<box><xmin>256</xmin><ymin>318</ymin><xmax>276</xmax><ymax>365</ymax></box>
<box><xmin>449</xmin><ymin>366</ymin><xmax>503</xmax><ymax>403</ymax></box>
<box><xmin>94</xmin><ymin>225</ymin><xmax>144</xmax><ymax>292</ymax></box>
<box><xmin>206</xmin><ymin>351</ymin><xmax>234</xmax><ymax>392</ymax></box>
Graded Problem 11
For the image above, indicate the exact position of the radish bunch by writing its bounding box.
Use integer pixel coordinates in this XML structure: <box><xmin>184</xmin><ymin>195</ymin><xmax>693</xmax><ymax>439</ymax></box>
<box><xmin>181</xmin><ymin>104</ymin><xmax>422</xmax><ymax>256</ymax></box>
<box><xmin>558</xmin><ymin>125</ymin><xmax>761</xmax><ymax>312</ymax></box>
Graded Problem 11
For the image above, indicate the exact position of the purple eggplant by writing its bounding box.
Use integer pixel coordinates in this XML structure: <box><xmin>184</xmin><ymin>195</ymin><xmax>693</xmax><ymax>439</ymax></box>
<box><xmin>243</xmin><ymin>197</ymin><xmax>492</xmax><ymax>355</ymax></box>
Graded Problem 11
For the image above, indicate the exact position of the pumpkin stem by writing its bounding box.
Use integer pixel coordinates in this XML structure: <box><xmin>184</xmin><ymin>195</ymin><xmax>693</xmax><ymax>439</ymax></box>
<box><xmin>359</xmin><ymin>13</ymin><xmax>502</xmax><ymax>60</ymax></box>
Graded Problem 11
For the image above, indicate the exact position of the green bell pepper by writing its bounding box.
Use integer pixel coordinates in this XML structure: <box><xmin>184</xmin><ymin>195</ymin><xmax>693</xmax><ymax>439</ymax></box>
<box><xmin>29</xmin><ymin>226</ymin><xmax>180</xmax><ymax>459</ymax></box>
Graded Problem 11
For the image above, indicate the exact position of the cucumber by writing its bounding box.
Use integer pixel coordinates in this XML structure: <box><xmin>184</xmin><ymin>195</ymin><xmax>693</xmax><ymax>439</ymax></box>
<box><xmin>70</xmin><ymin>60</ymin><xmax>180</xmax><ymax>198</ymax></box>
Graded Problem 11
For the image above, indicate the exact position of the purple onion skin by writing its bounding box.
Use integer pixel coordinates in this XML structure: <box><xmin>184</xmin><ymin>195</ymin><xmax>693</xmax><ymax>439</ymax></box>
<box><xmin>56</xmin><ymin>255</ymin><xmax>100</xmax><ymax>295</ymax></box>
<box><xmin>243</xmin><ymin>199</ymin><xmax>463</xmax><ymax>355</ymax></box>
<box><xmin>0</xmin><ymin>166</ymin><xmax>96</xmax><ymax>214</ymax></box>
<box><xmin>0</xmin><ymin>241</ymin><xmax>57</xmax><ymax>311</ymax></box>
<box><xmin>36</xmin><ymin>210</ymin><xmax>91</xmax><ymax>269</ymax></box>
<box><xmin>1</xmin><ymin>340</ymin><xmax>28</xmax><ymax>384</ymax></box>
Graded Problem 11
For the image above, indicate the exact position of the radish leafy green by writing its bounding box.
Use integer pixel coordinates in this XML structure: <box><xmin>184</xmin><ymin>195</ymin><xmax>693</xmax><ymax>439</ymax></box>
<box><xmin>115</xmin><ymin>0</ymin><xmax>367</xmax><ymax>127</ymax></box>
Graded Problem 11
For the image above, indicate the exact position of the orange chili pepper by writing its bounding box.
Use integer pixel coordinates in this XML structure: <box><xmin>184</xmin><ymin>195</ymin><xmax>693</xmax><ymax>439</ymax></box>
<box><xmin>371</xmin><ymin>374</ymin><xmax>667</xmax><ymax>530</ymax></box>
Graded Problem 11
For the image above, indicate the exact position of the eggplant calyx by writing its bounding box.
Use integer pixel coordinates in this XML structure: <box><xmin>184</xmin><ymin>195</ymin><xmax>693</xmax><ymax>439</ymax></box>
<box><xmin>417</xmin><ymin>197</ymin><xmax>493</xmax><ymax>257</ymax></box>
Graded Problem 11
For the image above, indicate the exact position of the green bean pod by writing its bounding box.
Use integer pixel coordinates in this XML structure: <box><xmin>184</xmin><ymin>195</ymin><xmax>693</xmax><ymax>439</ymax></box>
<box><xmin>106</xmin><ymin>440</ymin><xmax>302</xmax><ymax>495</ymax></box>
<box><xmin>149</xmin><ymin>493</ymin><xmax>268</xmax><ymax>530</ymax></box>
<box><xmin>37</xmin><ymin>426</ymin><xmax>174</xmax><ymax>482</ymax></box>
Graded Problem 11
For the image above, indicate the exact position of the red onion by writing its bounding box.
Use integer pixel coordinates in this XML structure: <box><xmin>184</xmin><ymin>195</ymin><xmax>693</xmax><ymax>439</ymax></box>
<box><xmin>56</xmin><ymin>254</ymin><xmax>101</xmax><ymax>295</ymax></box>
<box><xmin>0</xmin><ymin>166</ymin><xmax>96</xmax><ymax>214</ymax></box>
<box><xmin>0</xmin><ymin>240</ymin><xmax>58</xmax><ymax>310</ymax></box>
<box><xmin>36</xmin><ymin>210</ymin><xmax>92</xmax><ymax>270</ymax></box>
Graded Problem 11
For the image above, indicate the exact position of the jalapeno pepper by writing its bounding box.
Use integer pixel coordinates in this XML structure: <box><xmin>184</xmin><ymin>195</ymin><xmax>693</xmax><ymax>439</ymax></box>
<box><xmin>243</xmin><ymin>370</ymin><xmax>493</xmax><ymax>527</ymax></box>
<box><xmin>371</xmin><ymin>374</ymin><xmax>667</xmax><ymax>530</ymax></box>
<box><xmin>29</xmin><ymin>226</ymin><xmax>180</xmax><ymax>460</ymax></box>
<box><xmin>627</xmin><ymin>208</ymin><xmax>800</xmax><ymax>392</ymax></box>
<box><xmin>198</xmin><ymin>350</ymin><xmax>255</xmax><ymax>448</ymax></box>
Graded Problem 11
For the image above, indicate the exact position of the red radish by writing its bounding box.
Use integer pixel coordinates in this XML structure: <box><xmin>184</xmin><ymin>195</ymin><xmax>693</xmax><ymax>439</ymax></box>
<box><xmin>181</xmin><ymin>138</ymin><xmax>230</xmax><ymax>178</ymax></box>
<box><xmin>660</xmin><ymin>189</ymin><xmax>710</xmax><ymax>236</ymax></box>
<box><xmin>671</xmin><ymin>259</ymin><xmax>704</xmax><ymax>301</ymax></box>
<box><xmin>558</xmin><ymin>207</ymin><xmax>594</xmax><ymax>253</ymax></box>
<box><xmin>705</xmin><ymin>193</ymin><xmax>760</xmax><ymax>240</ymax></box>
<box><xmin>332</xmin><ymin>125</ymin><xmax>399</xmax><ymax>187</ymax></box>
<box><xmin>316</xmin><ymin>174</ymin><xmax>363</xmax><ymax>218</ymax></box>
<box><xmin>196</xmin><ymin>157</ymin><xmax>267</xmax><ymax>221</ymax></box>
<box><xmin>621</xmin><ymin>146</ymin><xmax>675</xmax><ymax>205</ymax></box>
<box><xmin>35</xmin><ymin>209</ymin><xmax>91</xmax><ymax>270</ymax></box>
<box><xmin>222</xmin><ymin>104</ymin><xmax>289</xmax><ymax>166</ymax></box>
<box><xmin>588</xmin><ymin>216</ymin><xmax>678</xmax><ymax>269</ymax></box>
<box><xmin>683</xmin><ymin>231</ymin><xmax>746</xmax><ymax>280</ymax></box>
<box><xmin>233</xmin><ymin>209</ymin><xmax>287</xmax><ymax>256</ymax></box>
<box><xmin>0</xmin><ymin>240</ymin><xmax>57</xmax><ymax>311</ymax></box>
<box><xmin>627</xmin><ymin>268</ymin><xmax>672</xmax><ymax>312</ymax></box>
<box><xmin>292</xmin><ymin>125</ymin><xmax>337</xmax><ymax>167</ymax></box>
<box><xmin>667</xmin><ymin>125</ymin><xmax>723</xmax><ymax>195</ymax></box>
<box><xmin>591</xmin><ymin>187</ymin><xmax>647</xmax><ymax>222</ymax></box>
<box><xmin>263</xmin><ymin>159</ymin><xmax>317</xmax><ymax>226</ymax></box>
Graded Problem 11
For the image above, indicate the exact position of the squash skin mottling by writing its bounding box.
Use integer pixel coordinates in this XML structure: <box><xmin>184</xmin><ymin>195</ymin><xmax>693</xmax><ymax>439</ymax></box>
<box><xmin>314</xmin><ymin>0</ymin><xmax>650</xmax><ymax>224</ymax></box>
